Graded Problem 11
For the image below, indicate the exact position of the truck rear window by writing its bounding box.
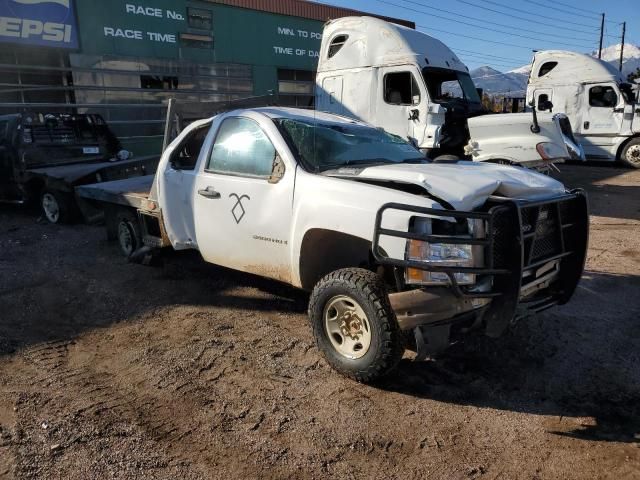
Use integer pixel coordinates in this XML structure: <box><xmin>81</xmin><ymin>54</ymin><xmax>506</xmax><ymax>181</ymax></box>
<box><xmin>22</xmin><ymin>114</ymin><xmax>113</xmax><ymax>146</ymax></box>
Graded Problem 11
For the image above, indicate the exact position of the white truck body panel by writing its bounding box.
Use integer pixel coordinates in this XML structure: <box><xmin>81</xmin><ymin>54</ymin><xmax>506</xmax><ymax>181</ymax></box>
<box><xmin>315</xmin><ymin>16</ymin><xmax>572</xmax><ymax>167</ymax></box>
<box><xmin>466</xmin><ymin>112</ymin><xmax>568</xmax><ymax>167</ymax></box>
<box><xmin>157</xmin><ymin>108</ymin><xmax>567</xmax><ymax>287</ymax></box>
<box><xmin>527</xmin><ymin>50</ymin><xmax>639</xmax><ymax>161</ymax></box>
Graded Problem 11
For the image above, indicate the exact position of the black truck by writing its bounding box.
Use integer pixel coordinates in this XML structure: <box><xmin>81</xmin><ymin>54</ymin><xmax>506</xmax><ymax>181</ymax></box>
<box><xmin>0</xmin><ymin>112</ymin><xmax>159</xmax><ymax>223</ymax></box>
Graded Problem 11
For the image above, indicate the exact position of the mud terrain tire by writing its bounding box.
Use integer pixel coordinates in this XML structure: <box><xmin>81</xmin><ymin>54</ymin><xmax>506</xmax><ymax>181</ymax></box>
<box><xmin>308</xmin><ymin>268</ymin><xmax>404</xmax><ymax>383</ymax></box>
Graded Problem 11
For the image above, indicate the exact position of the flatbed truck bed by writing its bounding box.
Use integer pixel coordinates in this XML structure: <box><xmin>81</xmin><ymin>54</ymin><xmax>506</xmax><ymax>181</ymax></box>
<box><xmin>75</xmin><ymin>174</ymin><xmax>154</xmax><ymax>210</ymax></box>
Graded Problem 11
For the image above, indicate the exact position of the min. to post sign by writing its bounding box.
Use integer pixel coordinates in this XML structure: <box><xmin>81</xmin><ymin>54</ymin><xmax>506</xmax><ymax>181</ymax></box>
<box><xmin>0</xmin><ymin>0</ymin><xmax>79</xmax><ymax>48</ymax></box>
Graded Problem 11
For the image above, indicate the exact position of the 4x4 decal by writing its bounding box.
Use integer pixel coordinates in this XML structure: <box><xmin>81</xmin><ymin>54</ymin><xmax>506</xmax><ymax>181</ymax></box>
<box><xmin>229</xmin><ymin>193</ymin><xmax>250</xmax><ymax>224</ymax></box>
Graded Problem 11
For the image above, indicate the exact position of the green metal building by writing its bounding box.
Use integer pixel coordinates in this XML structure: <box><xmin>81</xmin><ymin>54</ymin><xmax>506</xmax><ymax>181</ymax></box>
<box><xmin>0</xmin><ymin>0</ymin><xmax>412</xmax><ymax>153</ymax></box>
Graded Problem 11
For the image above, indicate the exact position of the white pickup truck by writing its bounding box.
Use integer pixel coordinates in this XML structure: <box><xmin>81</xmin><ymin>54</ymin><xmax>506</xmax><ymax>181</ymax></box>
<box><xmin>77</xmin><ymin>106</ymin><xmax>589</xmax><ymax>382</ymax></box>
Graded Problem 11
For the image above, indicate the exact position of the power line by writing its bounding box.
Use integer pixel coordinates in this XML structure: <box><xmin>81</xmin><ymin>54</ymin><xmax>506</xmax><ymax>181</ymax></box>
<box><xmin>472</xmin><ymin>0</ymin><xmax>599</xmax><ymax>30</ymax></box>
<box><xmin>455</xmin><ymin>51</ymin><xmax>528</xmax><ymax>67</ymax></box>
<box><xmin>460</xmin><ymin>57</ymin><xmax>524</xmax><ymax>69</ymax></box>
<box><xmin>528</xmin><ymin>0</ymin><xmax>602</xmax><ymax>16</ymax></box>
<box><xmin>453</xmin><ymin>48</ymin><xmax>530</xmax><ymax>63</ymax></box>
<box><xmin>375</xmin><ymin>0</ymin><xmax>595</xmax><ymax>49</ymax></box>
<box><xmin>394</xmin><ymin>0</ymin><xmax>595</xmax><ymax>43</ymax></box>
<box><xmin>416</xmin><ymin>24</ymin><xmax>537</xmax><ymax>51</ymax></box>
<box><xmin>523</xmin><ymin>0</ymin><xmax>621</xmax><ymax>24</ymax></box>
<box><xmin>455</xmin><ymin>0</ymin><xmax>596</xmax><ymax>35</ymax></box>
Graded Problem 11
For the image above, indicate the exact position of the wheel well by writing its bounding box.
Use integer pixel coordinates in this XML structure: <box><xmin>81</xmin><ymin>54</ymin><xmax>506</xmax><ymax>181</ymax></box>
<box><xmin>24</xmin><ymin>178</ymin><xmax>45</xmax><ymax>199</ymax></box>
<box><xmin>299</xmin><ymin>229</ymin><xmax>375</xmax><ymax>291</ymax></box>
<box><xmin>616</xmin><ymin>135</ymin><xmax>640</xmax><ymax>161</ymax></box>
<box><xmin>105</xmin><ymin>205</ymin><xmax>138</xmax><ymax>241</ymax></box>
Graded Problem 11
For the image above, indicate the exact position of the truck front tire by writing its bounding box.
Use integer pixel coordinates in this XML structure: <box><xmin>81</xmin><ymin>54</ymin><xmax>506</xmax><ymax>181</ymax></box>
<box><xmin>308</xmin><ymin>268</ymin><xmax>404</xmax><ymax>383</ymax></box>
<box><xmin>619</xmin><ymin>138</ymin><xmax>640</xmax><ymax>169</ymax></box>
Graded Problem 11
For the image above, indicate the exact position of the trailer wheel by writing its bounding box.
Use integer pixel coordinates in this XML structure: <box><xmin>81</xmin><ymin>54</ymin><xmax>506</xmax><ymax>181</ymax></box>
<box><xmin>41</xmin><ymin>190</ymin><xmax>73</xmax><ymax>224</ymax></box>
<box><xmin>116</xmin><ymin>209</ymin><xmax>142</xmax><ymax>257</ymax></box>
<box><xmin>308</xmin><ymin>268</ymin><xmax>404</xmax><ymax>383</ymax></box>
<box><xmin>619</xmin><ymin>138</ymin><xmax>640</xmax><ymax>169</ymax></box>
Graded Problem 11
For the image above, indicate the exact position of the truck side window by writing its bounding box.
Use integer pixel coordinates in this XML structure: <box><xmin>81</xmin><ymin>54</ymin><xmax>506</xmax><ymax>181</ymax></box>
<box><xmin>589</xmin><ymin>86</ymin><xmax>618</xmax><ymax>108</ymax></box>
<box><xmin>328</xmin><ymin>35</ymin><xmax>348</xmax><ymax>58</ymax></box>
<box><xmin>384</xmin><ymin>72</ymin><xmax>421</xmax><ymax>105</ymax></box>
<box><xmin>537</xmin><ymin>94</ymin><xmax>549</xmax><ymax>110</ymax></box>
<box><xmin>207</xmin><ymin>117</ymin><xmax>275</xmax><ymax>177</ymax></box>
<box><xmin>538</xmin><ymin>62</ymin><xmax>557</xmax><ymax>77</ymax></box>
<box><xmin>169</xmin><ymin>124</ymin><xmax>209</xmax><ymax>170</ymax></box>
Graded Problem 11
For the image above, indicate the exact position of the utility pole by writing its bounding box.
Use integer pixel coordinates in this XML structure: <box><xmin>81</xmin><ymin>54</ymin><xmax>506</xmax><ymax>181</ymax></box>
<box><xmin>598</xmin><ymin>13</ymin><xmax>605</xmax><ymax>59</ymax></box>
<box><xmin>619</xmin><ymin>21</ymin><xmax>626</xmax><ymax>72</ymax></box>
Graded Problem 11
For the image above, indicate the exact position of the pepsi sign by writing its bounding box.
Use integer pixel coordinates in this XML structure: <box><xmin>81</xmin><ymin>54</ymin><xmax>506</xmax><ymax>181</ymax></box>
<box><xmin>0</xmin><ymin>0</ymin><xmax>78</xmax><ymax>48</ymax></box>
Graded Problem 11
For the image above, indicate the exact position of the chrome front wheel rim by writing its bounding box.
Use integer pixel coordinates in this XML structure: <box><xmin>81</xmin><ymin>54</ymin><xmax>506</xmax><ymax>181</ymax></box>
<box><xmin>323</xmin><ymin>295</ymin><xmax>372</xmax><ymax>359</ymax></box>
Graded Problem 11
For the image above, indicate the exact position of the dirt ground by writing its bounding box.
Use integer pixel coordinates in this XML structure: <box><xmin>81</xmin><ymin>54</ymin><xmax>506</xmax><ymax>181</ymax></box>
<box><xmin>0</xmin><ymin>164</ymin><xmax>639</xmax><ymax>479</ymax></box>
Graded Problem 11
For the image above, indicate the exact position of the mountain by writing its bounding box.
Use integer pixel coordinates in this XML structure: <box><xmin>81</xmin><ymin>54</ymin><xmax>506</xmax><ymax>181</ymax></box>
<box><xmin>471</xmin><ymin>43</ymin><xmax>640</xmax><ymax>97</ymax></box>
<box><xmin>594</xmin><ymin>43</ymin><xmax>640</xmax><ymax>78</ymax></box>
<box><xmin>470</xmin><ymin>66</ymin><xmax>528</xmax><ymax>96</ymax></box>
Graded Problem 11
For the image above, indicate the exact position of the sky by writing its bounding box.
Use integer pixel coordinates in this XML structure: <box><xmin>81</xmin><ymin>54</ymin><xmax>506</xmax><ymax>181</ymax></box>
<box><xmin>314</xmin><ymin>0</ymin><xmax>640</xmax><ymax>72</ymax></box>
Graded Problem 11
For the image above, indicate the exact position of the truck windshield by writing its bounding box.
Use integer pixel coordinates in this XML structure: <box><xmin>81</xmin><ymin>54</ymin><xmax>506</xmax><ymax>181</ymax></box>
<box><xmin>274</xmin><ymin>118</ymin><xmax>424</xmax><ymax>172</ymax></box>
<box><xmin>422</xmin><ymin>67</ymin><xmax>481</xmax><ymax>103</ymax></box>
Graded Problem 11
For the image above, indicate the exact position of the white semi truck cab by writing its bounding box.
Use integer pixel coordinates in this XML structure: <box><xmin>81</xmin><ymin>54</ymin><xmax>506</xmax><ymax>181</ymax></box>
<box><xmin>527</xmin><ymin>50</ymin><xmax>640</xmax><ymax>168</ymax></box>
<box><xmin>315</xmin><ymin>16</ymin><xmax>581</xmax><ymax>169</ymax></box>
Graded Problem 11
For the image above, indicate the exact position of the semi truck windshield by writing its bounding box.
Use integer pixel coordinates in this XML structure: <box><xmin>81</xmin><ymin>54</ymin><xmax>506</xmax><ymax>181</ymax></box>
<box><xmin>423</xmin><ymin>67</ymin><xmax>481</xmax><ymax>104</ymax></box>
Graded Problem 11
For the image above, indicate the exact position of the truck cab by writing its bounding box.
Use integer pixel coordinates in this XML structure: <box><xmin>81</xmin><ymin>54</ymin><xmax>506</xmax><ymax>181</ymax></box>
<box><xmin>315</xmin><ymin>16</ymin><xmax>576</xmax><ymax>168</ymax></box>
<box><xmin>527</xmin><ymin>50</ymin><xmax>640</xmax><ymax>168</ymax></box>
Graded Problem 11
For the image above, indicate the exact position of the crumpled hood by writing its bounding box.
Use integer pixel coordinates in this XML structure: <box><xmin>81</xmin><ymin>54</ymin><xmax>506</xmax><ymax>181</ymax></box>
<box><xmin>327</xmin><ymin>161</ymin><xmax>566</xmax><ymax>211</ymax></box>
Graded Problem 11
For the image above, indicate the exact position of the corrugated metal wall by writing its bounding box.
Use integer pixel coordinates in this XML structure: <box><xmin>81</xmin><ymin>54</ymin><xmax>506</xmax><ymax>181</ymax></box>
<box><xmin>204</xmin><ymin>0</ymin><xmax>415</xmax><ymax>28</ymax></box>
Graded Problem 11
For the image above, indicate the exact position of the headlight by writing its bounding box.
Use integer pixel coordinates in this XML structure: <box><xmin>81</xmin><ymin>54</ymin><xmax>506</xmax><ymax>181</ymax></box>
<box><xmin>404</xmin><ymin>218</ymin><xmax>478</xmax><ymax>286</ymax></box>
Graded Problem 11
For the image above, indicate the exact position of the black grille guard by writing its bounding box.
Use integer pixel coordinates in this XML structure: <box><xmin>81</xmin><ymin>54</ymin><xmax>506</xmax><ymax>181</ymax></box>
<box><xmin>372</xmin><ymin>189</ymin><xmax>589</xmax><ymax>333</ymax></box>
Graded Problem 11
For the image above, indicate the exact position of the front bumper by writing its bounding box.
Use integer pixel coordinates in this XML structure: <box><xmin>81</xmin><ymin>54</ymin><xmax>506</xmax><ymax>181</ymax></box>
<box><xmin>389</xmin><ymin>287</ymin><xmax>490</xmax><ymax>331</ymax></box>
<box><xmin>373</xmin><ymin>190</ymin><xmax>589</xmax><ymax>351</ymax></box>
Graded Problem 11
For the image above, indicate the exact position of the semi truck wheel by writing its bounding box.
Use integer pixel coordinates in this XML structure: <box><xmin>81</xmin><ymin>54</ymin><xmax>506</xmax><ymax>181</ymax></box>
<box><xmin>116</xmin><ymin>209</ymin><xmax>142</xmax><ymax>257</ymax></box>
<box><xmin>41</xmin><ymin>190</ymin><xmax>74</xmax><ymax>224</ymax></box>
<box><xmin>620</xmin><ymin>138</ymin><xmax>640</xmax><ymax>169</ymax></box>
<box><xmin>308</xmin><ymin>268</ymin><xmax>404</xmax><ymax>383</ymax></box>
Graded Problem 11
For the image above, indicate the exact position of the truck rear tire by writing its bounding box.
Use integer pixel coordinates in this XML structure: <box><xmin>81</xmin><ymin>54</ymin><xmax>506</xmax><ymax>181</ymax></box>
<box><xmin>308</xmin><ymin>268</ymin><xmax>404</xmax><ymax>383</ymax></box>
<box><xmin>116</xmin><ymin>209</ymin><xmax>142</xmax><ymax>257</ymax></box>
<box><xmin>619</xmin><ymin>138</ymin><xmax>640</xmax><ymax>169</ymax></box>
<box><xmin>41</xmin><ymin>190</ymin><xmax>74</xmax><ymax>224</ymax></box>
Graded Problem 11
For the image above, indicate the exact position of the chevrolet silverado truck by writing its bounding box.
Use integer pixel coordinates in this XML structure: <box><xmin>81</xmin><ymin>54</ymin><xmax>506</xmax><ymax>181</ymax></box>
<box><xmin>76</xmin><ymin>107</ymin><xmax>588</xmax><ymax>382</ymax></box>
<box><xmin>0</xmin><ymin>112</ymin><xmax>158</xmax><ymax>223</ymax></box>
